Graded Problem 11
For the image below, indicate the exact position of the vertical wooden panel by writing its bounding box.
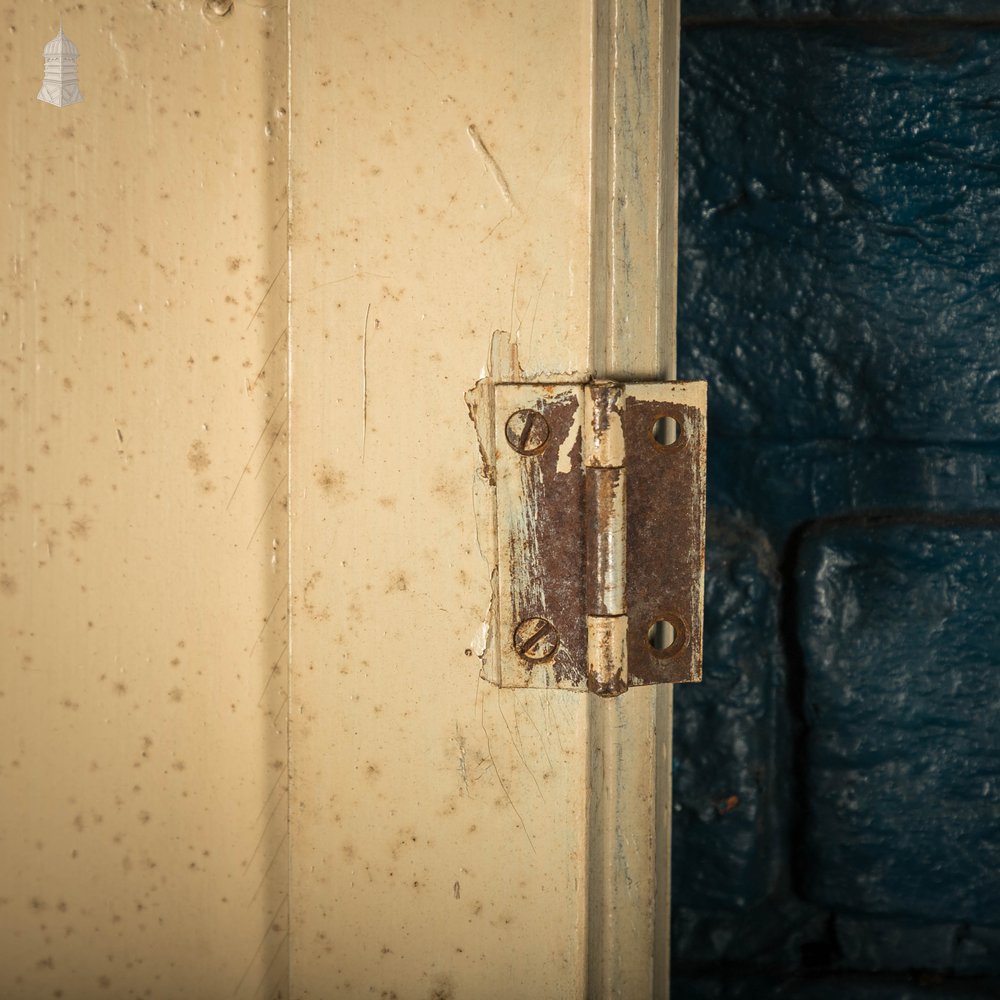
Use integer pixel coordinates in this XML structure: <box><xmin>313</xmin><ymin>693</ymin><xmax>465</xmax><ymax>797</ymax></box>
<box><xmin>0</xmin><ymin>3</ymin><xmax>289</xmax><ymax>996</ymax></box>
<box><xmin>588</xmin><ymin>0</ymin><xmax>680</xmax><ymax>996</ymax></box>
<box><xmin>288</xmin><ymin>2</ymin><xmax>595</xmax><ymax>996</ymax></box>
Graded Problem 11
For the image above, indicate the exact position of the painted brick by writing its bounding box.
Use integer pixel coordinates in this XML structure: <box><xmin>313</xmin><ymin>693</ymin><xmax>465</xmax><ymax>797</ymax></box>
<box><xmin>796</xmin><ymin>522</ymin><xmax>1000</xmax><ymax>925</ymax></box>
<box><xmin>685</xmin><ymin>1</ymin><xmax>1000</xmax><ymax>20</ymax></box>
<box><xmin>706</xmin><ymin>439</ymin><xmax>1000</xmax><ymax>539</ymax></box>
<box><xmin>678</xmin><ymin>27</ymin><xmax>1000</xmax><ymax>444</ymax></box>
<box><xmin>834</xmin><ymin>913</ymin><xmax>1000</xmax><ymax>976</ymax></box>
<box><xmin>833</xmin><ymin>915</ymin><xmax>958</xmax><ymax>973</ymax></box>
<box><xmin>674</xmin><ymin>975</ymin><xmax>1000</xmax><ymax>999</ymax></box>
<box><xmin>673</xmin><ymin>899</ymin><xmax>829</xmax><ymax>969</ymax></box>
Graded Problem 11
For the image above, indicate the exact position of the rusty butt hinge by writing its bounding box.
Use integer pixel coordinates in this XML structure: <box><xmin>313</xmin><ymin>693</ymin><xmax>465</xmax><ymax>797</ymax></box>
<box><xmin>470</xmin><ymin>378</ymin><xmax>707</xmax><ymax>697</ymax></box>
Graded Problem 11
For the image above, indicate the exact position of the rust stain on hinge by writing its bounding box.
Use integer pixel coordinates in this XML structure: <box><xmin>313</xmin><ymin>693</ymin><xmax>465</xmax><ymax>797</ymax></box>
<box><xmin>623</xmin><ymin>386</ymin><xmax>707</xmax><ymax>686</ymax></box>
<box><xmin>466</xmin><ymin>373</ymin><xmax>706</xmax><ymax>695</ymax></box>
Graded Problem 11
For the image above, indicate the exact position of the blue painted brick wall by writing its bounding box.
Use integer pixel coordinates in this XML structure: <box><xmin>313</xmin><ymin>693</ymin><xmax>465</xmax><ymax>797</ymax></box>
<box><xmin>685</xmin><ymin>1</ymin><xmax>1000</xmax><ymax>20</ymax></box>
<box><xmin>672</xmin><ymin>9</ymin><xmax>1000</xmax><ymax>997</ymax></box>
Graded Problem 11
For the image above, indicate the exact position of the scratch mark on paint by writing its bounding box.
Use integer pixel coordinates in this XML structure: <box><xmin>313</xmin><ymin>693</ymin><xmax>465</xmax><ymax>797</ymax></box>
<box><xmin>247</xmin><ymin>836</ymin><xmax>288</xmax><ymax>909</ymax></box>
<box><xmin>497</xmin><ymin>692</ymin><xmax>543</xmax><ymax>800</ymax></box>
<box><xmin>250</xmin><ymin>326</ymin><xmax>288</xmax><ymax>391</ymax></box>
<box><xmin>520</xmin><ymin>698</ymin><xmax>555</xmax><ymax>772</ymax></box>
<box><xmin>227</xmin><ymin>390</ymin><xmax>287</xmax><ymax>510</ymax></box>
<box><xmin>251</xmin><ymin>929</ymin><xmax>289</xmax><ymax>999</ymax></box>
<box><xmin>362</xmin><ymin>303</ymin><xmax>371</xmax><ymax>460</ymax></box>
<box><xmin>253</xmin><ymin>764</ymin><xmax>288</xmax><ymax>826</ymax></box>
<box><xmin>509</xmin><ymin>262</ymin><xmax>519</xmax><ymax>338</ymax></box>
<box><xmin>468</xmin><ymin>124</ymin><xmax>517</xmax><ymax>210</ymax></box>
<box><xmin>254</xmin><ymin>415</ymin><xmax>288</xmax><ymax>480</ymax></box>
<box><xmin>480</xmin><ymin>693</ymin><xmax>534</xmax><ymax>853</ymax></box>
<box><xmin>480</xmin><ymin>215</ymin><xmax>508</xmax><ymax>243</ymax></box>
<box><xmin>232</xmin><ymin>894</ymin><xmax>288</xmax><ymax>997</ymax></box>
<box><xmin>245</xmin><ymin>261</ymin><xmax>286</xmax><ymax>332</ymax></box>
<box><xmin>269</xmin><ymin>693</ymin><xmax>288</xmax><ymax>729</ymax></box>
<box><xmin>247</xmin><ymin>475</ymin><xmax>287</xmax><ymax>550</ymax></box>
<box><xmin>303</xmin><ymin>270</ymin><xmax>392</xmax><ymax>297</ymax></box>
<box><xmin>257</xmin><ymin>643</ymin><xmax>288</xmax><ymax>705</ymax></box>
<box><xmin>249</xmin><ymin>583</ymin><xmax>288</xmax><ymax>659</ymax></box>
<box><xmin>542</xmin><ymin>688</ymin><xmax>571</xmax><ymax>755</ymax></box>
<box><xmin>243</xmin><ymin>790</ymin><xmax>286</xmax><ymax>873</ymax></box>
<box><xmin>528</xmin><ymin>269</ymin><xmax>548</xmax><ymax>360</ymax></box>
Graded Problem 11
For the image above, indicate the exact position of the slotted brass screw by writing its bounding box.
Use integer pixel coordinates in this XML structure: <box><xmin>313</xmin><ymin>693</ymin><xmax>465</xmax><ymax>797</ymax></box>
<box><xmin>505</xmin><ymin>409</ymin><xmax>550</xmax><ymax>455</ymax></box>
<box><xmin>514</xmin><ymin>617</ymin><xmax>559</xmax><ymax>661</ymax></box>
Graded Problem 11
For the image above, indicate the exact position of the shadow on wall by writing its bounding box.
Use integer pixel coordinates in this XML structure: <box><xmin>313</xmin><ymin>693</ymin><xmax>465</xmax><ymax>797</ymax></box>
<box><xmin>672</xmin><ymin>8</ymin><xmax>1000</xmax><ymax>999</ymax></box>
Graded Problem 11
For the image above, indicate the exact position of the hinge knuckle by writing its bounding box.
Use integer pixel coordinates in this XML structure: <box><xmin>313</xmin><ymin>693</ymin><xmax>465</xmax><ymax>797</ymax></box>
<box><xmin>587</xmin><ymin>615</ymin><xmax>628</xmax><ymax>697</ymax></box>
<box><xmin>584</xmin><ymin>380</ymin><xmax>626</xmax><ymax>468</ymax></box>
<box><xmin>585</xmin><ymin>466</ymin><xmax>627</xmax><ymax>617</ymax></box>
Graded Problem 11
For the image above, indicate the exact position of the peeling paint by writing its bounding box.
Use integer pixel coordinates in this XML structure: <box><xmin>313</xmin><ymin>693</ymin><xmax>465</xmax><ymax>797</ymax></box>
<box><xmin>556</xmin><ymin>399</ymin><xmax>581</xmax><ymax>475</ymax></box>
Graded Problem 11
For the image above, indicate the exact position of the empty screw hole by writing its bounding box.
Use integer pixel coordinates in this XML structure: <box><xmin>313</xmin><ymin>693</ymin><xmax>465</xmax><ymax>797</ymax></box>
<box><xmin>648</xmin><ymin>617</ymin><xmax>685</xmax><ymax>657</ymax></box>
<box><xmin>651</xmin><ymin>415</ymin><xmax>680</xmax><ymax>448</ymax></box>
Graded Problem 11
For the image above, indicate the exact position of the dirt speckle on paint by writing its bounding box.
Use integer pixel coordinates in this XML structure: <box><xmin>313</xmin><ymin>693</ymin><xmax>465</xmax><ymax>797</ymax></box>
<box><xmin>428</xmin><ymin>978</ymin><xmax>455</xmax><ymax>1000</ymax></box>
<box><xmin>226</xmin><ymin>256</ymin><xmax>243</xmax><ymax>271</ymax></box>
<box><xmin>314</xmin><ymin>463</ymin><xmax>347</xmax><ymax>498</ymax></box>
<box><xmin>0</xmin><ymin>574</ymin><xmax>16</xmax><ymax>596</ymax></box>
<box><xmin>168</xmin><ymin>687</ymin><xmax>184</xmax><ymax>703</ymax></box>
<box><xmin>431</xmin><ymin>470</ymin><xmax>462</xmax><ymax>502</ymax></box>
<box><xmin>116</xmin><ymin>310</ymin><xmax>136</xmax><ymax>330</ymax></box>
<box><xmin>0</xmin><ymin>483</ymin><xmax>19</xmax><ymax>511</ymax></box>
<box><xmin>302</xmin><ymin>571</ymin><xmax>330</xmax><ymax>622</ymax></box>
<box><xmin>387</xmin><ymin>572</ymin><xmax>408</xmax><ymax>593</ymax></box>
<box><xmin>68</xmin><ymin>517</ymin><xmax>91</xmax><ymax>540</ymax></box>
<box><xmin>187</xmin><ymin>440</ymin><xmax>211</xmax><ymax>474</ymax></box>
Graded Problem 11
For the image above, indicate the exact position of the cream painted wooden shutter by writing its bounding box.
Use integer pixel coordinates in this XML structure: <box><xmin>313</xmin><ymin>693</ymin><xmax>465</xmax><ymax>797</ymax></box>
<box><xmin>0</xmin><ymin>1</ymin><xmax>681</xmax><ymax>997</ymax></box>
